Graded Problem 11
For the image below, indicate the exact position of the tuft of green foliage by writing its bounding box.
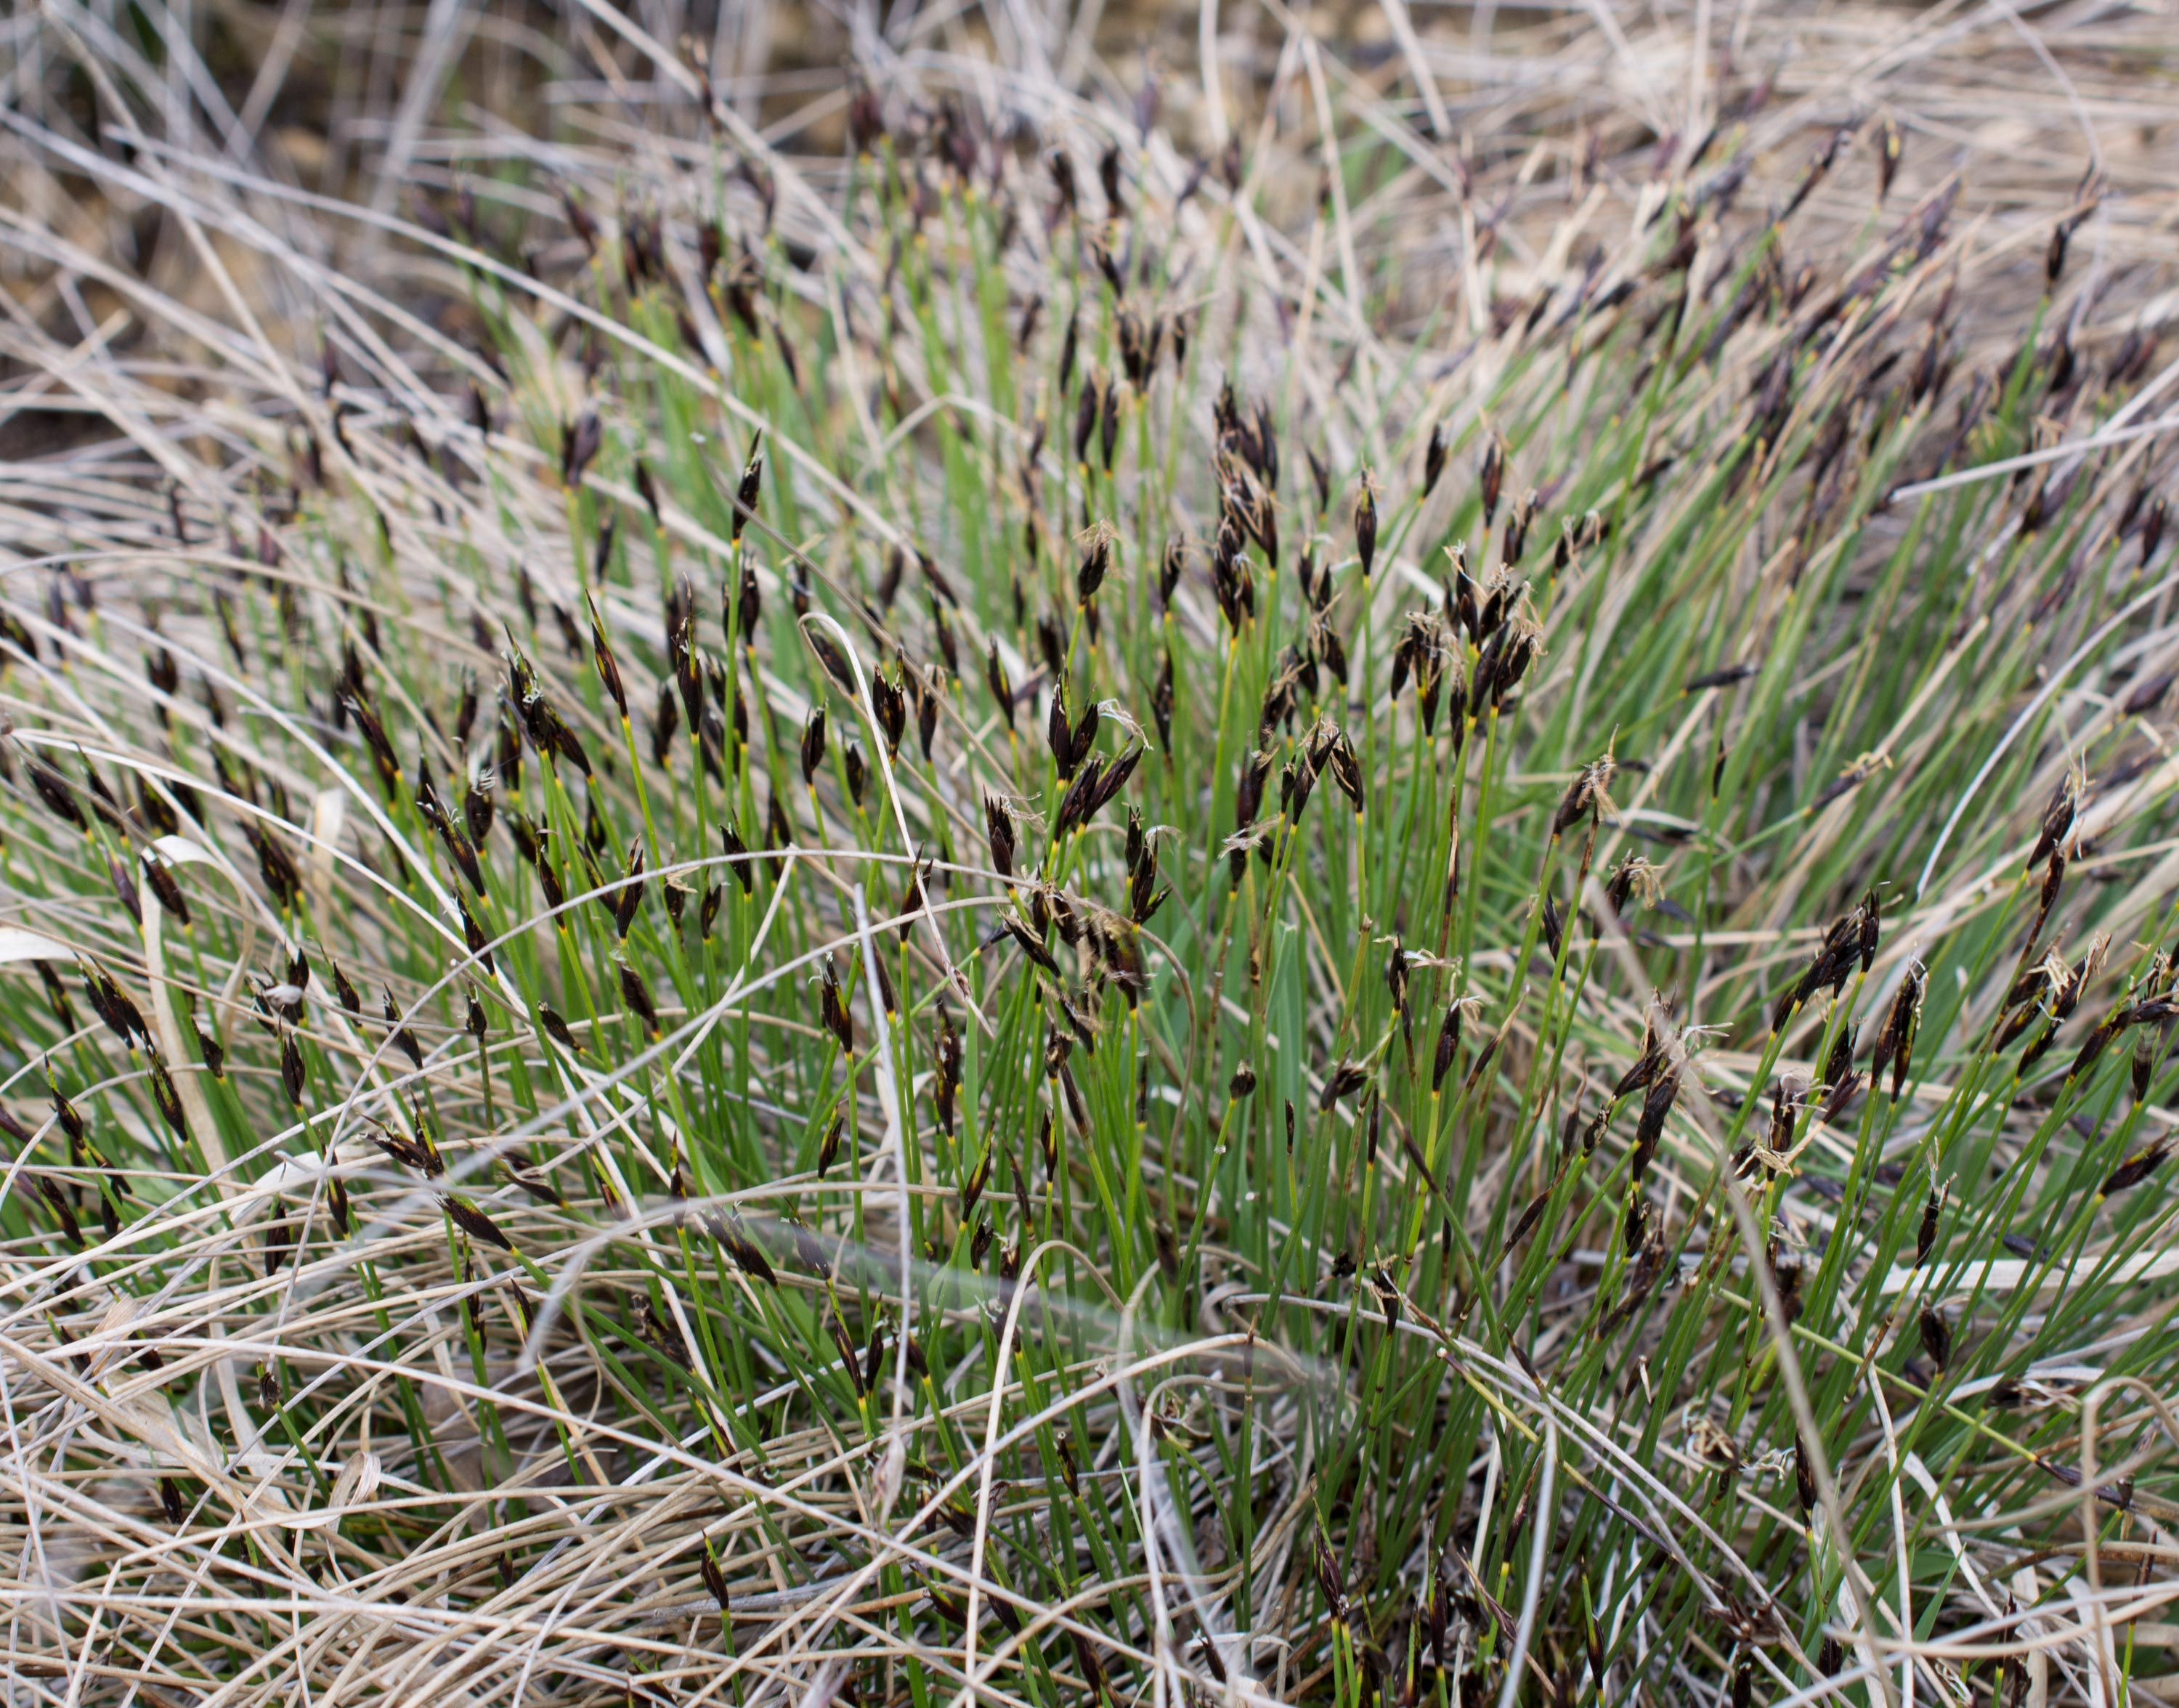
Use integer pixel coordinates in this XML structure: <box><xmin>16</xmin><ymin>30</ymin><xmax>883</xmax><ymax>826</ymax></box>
<box><xmin>1</xmin><ymin>7</ymin><xmax>2177</xmax><ymax>1704</ymax></box>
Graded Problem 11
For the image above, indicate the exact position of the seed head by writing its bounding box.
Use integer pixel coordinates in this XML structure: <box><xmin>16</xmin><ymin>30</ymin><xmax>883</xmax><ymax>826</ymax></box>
<box><xmin>872</xmin><ymin>672</ymin><xmax>906</xmax><ymax>756</ymax></box>
<box><xmin>820</xmin><ymin>956</ymin><xmax>853</xmax><ymax>1054</ymax></box>
<box><xmin>1630</xmin><ymin>1070</ymin><xmax>1679</xmax><ymax>1183</ymax></box>
<box><xmin>1604</xmin><ymin>853</ymin><xmax>1663</xmax><ymax>918</ymax></box>
<box><xmin>586</xmin><ymin>598</ymin><xmax>626</xmax><ymax>719</ymax></box>
<box><xmin>617</xmin><ymin>960</ymin><xmax>660</xmax><ymax>1036</ymax></box>
<box><xmin>732</xmin><ymin>434</ymin><xmax>763</xmax><ymax>542</ymax></box>
<box><xmin>983</xmin><ymin>643</ymin><xmax>1015</xmax><ymax>733</ymax></box>
<box><xmin>935</xmin><ymin>1011</ymin><xmax>965</xmax><ymax>1136</ymax></box>
<box><xmin>1353</xmin><ymin>473</ymin><xmax>1379</xmax><ymax>580</ymax></box>
<box><xmin>734</xmin><ymin>563</ymin><xmax>761</xmax><ymax>647</ymax></box>
<box><xmin>1159</xmin><ymin>535</ymin><xmax>1185</xmax><ymax>605</ymax></box>
<box><xmin>983</xmin><ymin>792</ymin><xmax>1016</xmax><ymax>878</ymax></box>
<box><xmin>612</xmin><ymin>839</ymin><xmax>645</xmax><ymax>938</ymax></box>
<box><xmin>1076</xmin><ymin>522</ymin><xmax>1113</xmax><ymax>603</ymax></box>
<box><xmin>1480</xmin><ymin>432</ymin><xmax>1507</xmax><ymax>527</ymax></box>
<box><xmin>2101</xmin><ymin>1142</ymin><xmax>2170</xmax><ymax>1197</ymax></box>
<box><xmin>1918</xmin><ymin>1305</ymin><xmax>1951</xmax><ymax>1372</ymax></box>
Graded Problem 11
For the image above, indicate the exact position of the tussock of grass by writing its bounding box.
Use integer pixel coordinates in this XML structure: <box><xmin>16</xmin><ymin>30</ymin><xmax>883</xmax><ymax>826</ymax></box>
<box><xmin>0</xmin><ymin>1</ymin><xmax>2177</xmax><ymax>1703</ymax></box>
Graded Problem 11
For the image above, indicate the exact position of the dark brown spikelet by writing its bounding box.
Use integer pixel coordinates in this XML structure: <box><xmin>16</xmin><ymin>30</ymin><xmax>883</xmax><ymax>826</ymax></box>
<box><xmin>1502</xmin><ymin>489</ymin><xmax>1538</xmax><ymax>566</ymax></box>
<box><xmin>1318</xmin><ymin>1060</ymin><xmax>1370</xmax><ymax>1110</ymax></box>
<box><xmin>800</xmin><ymin>707</ymin><xmax>827</xmax><ymax>787</ymax></box>
<box><xmin>1281</xmin><ymin>752</ymin><xmax>1318</xmax><ymax>826</ymax></box>
<box><xmin>245</xmin><ymin>823</ymin><xmax>304</xmax><ymax>911</ymax></box>
<box><xmin>138</xmin><ymin>855</ymin><xmax>189</xmax><ymax>927</ymax></box>
<box><xmin>1230</xmin><ymin>751</ymin><xmax>1273</xmax><ymax>879</ymax></box>
<box><xmin>586</xmin><ymin>598</ymin><xmax>626</xmax><ymax>719</ymax></box>
<box><xmin>1323</xmin><ymin>730</ymin><xmax>1365</xmax><ymax>814</ymax></box>
<box><xmin>560</xmin><ymin>407</ymin><xmax>601</xmax><ymax>487</ymax></box>
<box><xmin>1918</xmin><ymin>1305</ymin><xmax>1952</xmax><ymax>1372</ymax></box>
<box><xmin>441</xmin><ymin>1193</ymin><xmax>515</xmax><ymax>1253</ymax></box>
<box><xmin>28</xmin><ymin>759</ymin><xmax>86</xmax><ymax>831</ymax></box>
<box><xmin>345</xmin><ymin>694</ymin><xmax>402</xmax><ymax>797</ymax></box>
<box><xmin>1776</xmin><ymin>898</ymin><xmax>1877</xmax><ymax>1026</ymax></box>
<box><xmin>1073</xmin><ymin>372</ymin><xmax>1099</xmax><ymax>465</ymax></box>
<box><xmin>458</xmin><ymin>898</ymin><xmax>495</xmax><ymax>973</ymax></box>
<box><xmin>1915</xmin><ymin>1190</ymin><xmax>1941</xmax><ymax>1266</ymax></box>
<box><xmin>734</xmin><ymin>563</ymin><xmax>762</xmax><ymax>651</ymax></box>
<box><xmin>617</xmin><ymin>960</ymin><xmax>660</xmax><ymax>1036</ymax></box>
<box><xmin>1552</xmin><ymin>755</ymin><xmax>1615</xmax><ymax>836</ymax></box>
<box><xmin>1423</xmin><ymin>421</ymin><xmax>1448</xmax><ymax>497</ymax></box>
<box><xmin>1539</xmin><ymin>895</ymin><xmax>1565</xmax><ymax>961</ymax></box>
<box><xmin>915</xmin><ymin>670</ymin><xmax>942</xmax><ymax>759</ymax></box>
<box><xmin>146</xmin><ymin>1052</ymin><xmax>189</xmax><ymax>1140</ymax></box>
<box><xmin>1353</xmin><ymin>475</ymin><xmax>1379</xmax><ymax>580</ymax></box>
<box><xmin>807</xmin><ymin>631</ymin><xmax>857</xmax><ymax>694</ymax></box>
<box><xmin>1630</xmin><ymin>1070</ymin><xmax>1678</xmax><ymax>1182</ymax></box>
<box><xmin>1076</xmin><ymin>529</ymin><xmax>1111</xmax><ymax>603</ymax></box>
<box><xmin>1129</xmin><ymin>838</ymin><xmax>1164</xmax><ymax>927</ymax></box>
<box><xmin>983</xmin><ymin>793</ymin><xmax>1015</xmax><ymax>878</ymax></box>
<box><xmin>107</xmin><ymin>854</ymin><xmax>142</xmax><ymax>926</ymax></box>
<box><xmin>816</xmin><ymin>1113</ymin><xmax>844</xmax><ymax>1178</ymax></box>
<box><xmin>36</xmin><ymin>963</ymin><xmax>77</xmax><ymax>1031</ymax></box>
<box><xmin>136</xmin><ymin>776</ymin><xmax>180</xmax><ymax>838</ymax></box>
<box><xmin>985</xmin><ymin>643</ymin><xmax>1015</xmax><ymax>733</ymax></box>
<box><xmin>719</xmin><ymin>820</ymin><xmax>754</xmax><ymax>894</ymax></box>
<box><xmin>1478</xmin><ymin>432</ymin><xmax>1511</xmax><ymax>529</ymax></box>
<box><xmin>1305</xmin><ymin>444</ymin><xmax>1331</xmax><ymax>513</ymax></box>
<box><xmin>1087</xmin><ymin>744</ymin><xmax>1140</xmax><ymax>818</ymax></box>
<box><xmin>700</xmin><ymin>1545</ymin><xmax>732</xmax><ymax>1616</ymax></box>
<box><xmin>280</xmin><ymin>1033</ymin><xmax>307</xmax><ymax>1107</ymax></box>
<box><xmin>2030</xmin><ymin>775</ymin><xmax>2078</xmax><ymax>870</ymax></box>
<box><xmin>2101</xmin><ymin>1143</ymin><xmax>2169</xmax><ymax>1197</ymax></box>
<box><xmin>2068</xmin><ymin>1009</ymin><xmax>2125</xmax><ymax>1083</ymax></box>
<box><xmin>1152</xmin><ymin>652</ymin><xmax>1174</xmax><ymax>749</ymax></box>
<box><xmin>1052</xmin><ymin>757</ymin><xmax>1105</xmax><ymax>839</ymax></box>
<box><xmin>1044</xmin><ymin>676</ymin><xmax>1081</xmax><ymax>781</ymax></box>
<box><xmin>732</xmin><ymin>436</ymin><xmax>763</xmax><ymax>542</ymax></box>
<box><xmin>81</xmin><ymin>961</ymin><xmax>147</xmax><ymax>1047</ymax></box>
<box><xmin>710</xmin><ymin>1212</ymin><xmax>778</xmax><ymax>1285</ymax></box>
<box><xmin>652</xmin><ymin>678</ymin><xmax>680</xmax><ymax>765</ymax></box>
<box><xmin>1070</xmin><ymin>689</ymin><xmax>1100</xmax><ymax>779</ymax></box>
<box><xmin>49</xmin><ymin>1086</ymin><xmax>86</xmax><ymax>1155</ymax></box>
<box><xmin>1872</xmin><ymin>961</ymin><xmax>1926</xmax><ymax>1096</ymax></box>
<box><xmin>383</xmin><ymin>990</ymin><xmax>423</xmax><ymax>1068</ymax></box>
<box><xmin>934</xmin><ymin>1010</ymin><xmax>964</xmax><ymax>1136</ymax></box>
<box><xmin>464</xmin><ymin>767</ymin><xmax>495</xmax><ymax>845</ymax></box>
<box><xmin>1821</xmin><ymin>1021</ymin><xmax>1861</xmax><ymax>1113</ymax></box>
<box><xmin>1433</xmin><ymin>1002</ymin><xmax>1464</xmax><ymax>1091</ymax></box>
<box><xmin>370</xmin><ymin>1121</ymin><xmax>437</xmax><ymax>1174</ymax></box>
<box><xmin>1159</xmin><ymin>535</ymin><xmax>1185</xmax><ymax>606</ymax></box>
<box><xmin>1313</xmin><ymin>1532</ymin><xmax>1350</xmax><ymax>1624</ymax></box>
<box><xmin>820</xmin><ymin>956</ymin><xmax>853</xmax><ymax>1054</ymax></box>
<box><xmin>612</xmin><ymin>839</ymin><xmax>646</xmax><ymax>938</ymax></box>
<box><xmin>537</xmin><ymin>1004</ymin><xmax>584</xmax><ymax>1056</ymax></box>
